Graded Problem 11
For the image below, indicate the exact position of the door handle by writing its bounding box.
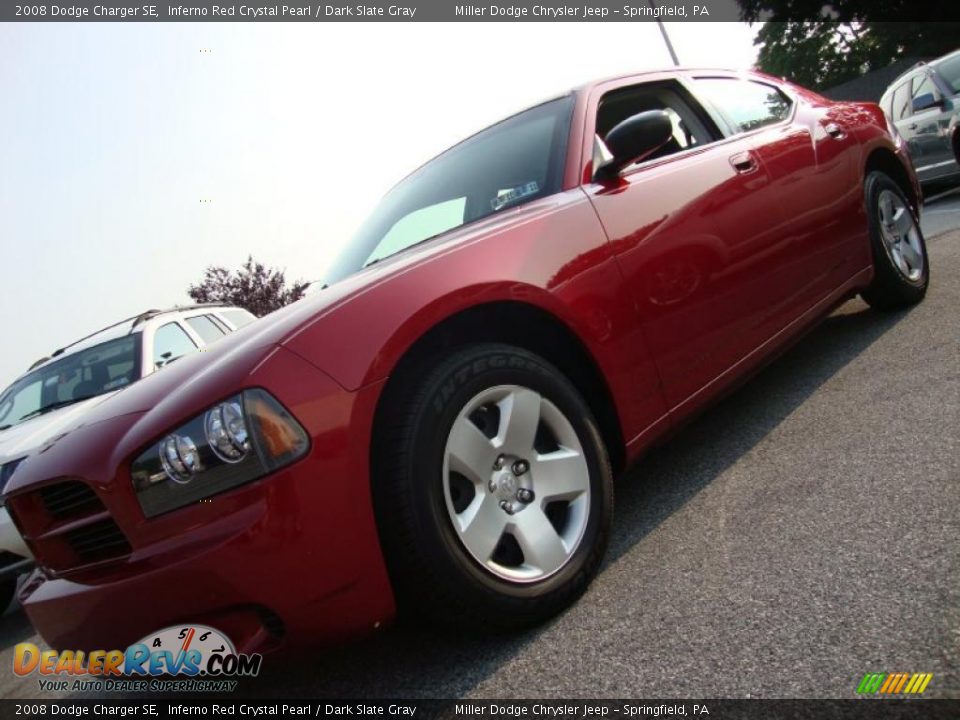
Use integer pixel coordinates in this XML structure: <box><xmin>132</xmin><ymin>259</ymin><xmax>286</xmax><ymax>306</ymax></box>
<box><xmin>824</xmin><ymin>122</ymin><xmax>846</xmax><ymax>139</ymax></box>
<box><xmin>729</xmin><ymin>151</ymin><xmax>758</xmax><ymax>174</ymax></box>
<box><xmin>908</xmin><ymin>123</ymin><xmax>918</xmax><ymax>130</ymax></box>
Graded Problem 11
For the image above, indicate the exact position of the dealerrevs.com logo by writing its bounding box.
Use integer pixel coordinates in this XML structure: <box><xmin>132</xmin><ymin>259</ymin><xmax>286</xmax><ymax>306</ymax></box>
<box><xmin>14</xmin><ymin>625</ymin><xmax>262</xmax><ymax>693</ymax></box>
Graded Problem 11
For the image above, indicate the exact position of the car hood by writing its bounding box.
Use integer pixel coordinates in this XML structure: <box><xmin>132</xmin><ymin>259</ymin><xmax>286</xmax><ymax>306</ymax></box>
<box><xmin>0</xmin><ymin>393</ymin><xmax>118</xmax><ymax>465</ymax></box>
<box><xmin>5</xmin><ymin>228</ymin><xmax>501</xmax><ymax>495</ymax></box>
<box><xmin>2</xmin><ymin>281</ymin><xmax>363</xmax><ymax>495</ymax></box>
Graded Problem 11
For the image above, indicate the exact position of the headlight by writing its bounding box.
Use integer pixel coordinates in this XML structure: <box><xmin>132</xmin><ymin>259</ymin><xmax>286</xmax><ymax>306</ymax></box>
<box><xmin>130</xmin><ymin>389</ymin><xmax>309</xmax><ymax>518</ymax></box>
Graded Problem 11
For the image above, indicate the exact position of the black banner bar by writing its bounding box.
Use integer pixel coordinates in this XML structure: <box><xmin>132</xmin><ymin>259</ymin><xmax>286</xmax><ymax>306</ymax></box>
<box><xmin>0</xmin><ymin>700</ymin><xmax>958</xmax><ymax>720</ymax></box>
<box><xmin>3</xmin><ymin>1</ymin><xmax>959</xmax><ymax>23</ymax></box>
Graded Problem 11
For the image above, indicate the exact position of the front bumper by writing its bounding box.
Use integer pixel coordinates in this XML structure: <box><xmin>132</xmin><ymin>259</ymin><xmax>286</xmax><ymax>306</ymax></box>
<box><xmin>9</xmin><ymin>346</ymin><xmax>395</xmax><ymax>652</ymax></box>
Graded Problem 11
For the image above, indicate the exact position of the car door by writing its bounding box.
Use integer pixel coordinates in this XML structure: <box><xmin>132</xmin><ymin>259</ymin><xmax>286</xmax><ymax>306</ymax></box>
<box><xmin>906</xmin><ymin>72</ymin><xmax>955</xmax><ymax>179</ymax></box>
<box><xmin>890</xmin><ymin>72</ymin><xmax>938</xmax><ymax>181</ymax></box>
<box><xmin>582</xmin><ymin>76</ymin><xmax>806</xmax><ymax>409</ymax></box>
<box><xmin>691</xmin><ymin>76</ymin><xmax>866</xmax><ymax>310</ymax></box>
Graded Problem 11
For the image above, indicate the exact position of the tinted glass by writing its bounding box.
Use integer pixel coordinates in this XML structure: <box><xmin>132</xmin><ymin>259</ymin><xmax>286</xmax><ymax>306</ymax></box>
<box><xmin>0</xmin><ymin>336</ymin><xmax>140</xmax><ymax>429</ymax></box>
<box><xmin>153</xmin><ymin>323</ymin><xmax>197</xmax><ymax>368</ymax></box>
<box><xmin>912</xmin><ymin>75</ymin><xmax>936</xmax><ymax>97</ymax></box>
<box><xmin>325</xmin><ymin>95</ymin><xmax>573</xmax><ymax>283</ymax></box>
<box><xmin>186</xmin><ymin>315</ymin><xmax>227</xmax><ymax>344</ymax></box>
<box><xmin>693</xmin><ymin>78</ymin><xmax>792</xmax><ymax>132</ymax></box>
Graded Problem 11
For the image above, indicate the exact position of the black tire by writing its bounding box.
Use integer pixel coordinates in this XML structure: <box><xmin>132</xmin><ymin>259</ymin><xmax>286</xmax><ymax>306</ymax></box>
<box><xmin>860</xmin><ymin>171</ymin><xmax>929</xmax><ymax>311</ymax></box>
<box><xmin>0</xmin><ymin>578</ymin><xmax>15</xmax><ymax>614</ymax></box>
<box><xmin>372</xmin><ymin>343</ymin><xmax>613</xmax><ymax>632</ymax></box>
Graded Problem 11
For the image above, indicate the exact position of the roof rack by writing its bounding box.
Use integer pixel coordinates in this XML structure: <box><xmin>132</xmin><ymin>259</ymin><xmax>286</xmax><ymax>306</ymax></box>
<box><xmin>46</xmin><ymin>303</ymin><xmax>232</xmax><ymax>360</ymax></box>
<box><xmin>130</xmin><ymin>303</ymin><xmax>232</xmax><ymax>328</ymax></box>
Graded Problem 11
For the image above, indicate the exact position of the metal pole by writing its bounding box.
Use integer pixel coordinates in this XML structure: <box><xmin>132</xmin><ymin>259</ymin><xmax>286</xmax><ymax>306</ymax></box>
<box><xmin>648</xmin><ymin>1</ymin><xmax>680</xmax><ymax>66</ymax></box>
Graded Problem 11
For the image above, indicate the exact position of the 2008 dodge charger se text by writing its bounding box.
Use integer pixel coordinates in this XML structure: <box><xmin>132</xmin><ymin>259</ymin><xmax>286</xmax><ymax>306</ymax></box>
<box><xmin>4</xmin><ymin>69</ymin><xmax>928</xmax><ymax>653</ymax></box>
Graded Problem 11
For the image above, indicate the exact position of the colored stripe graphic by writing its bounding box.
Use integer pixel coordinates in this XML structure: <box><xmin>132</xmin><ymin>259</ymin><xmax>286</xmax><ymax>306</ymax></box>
<box><xmin>857</xmin><ymin>673</ymin><xmax>886</xmax><ymax>693</ymax></box>
<box><xmin>856</xmin><ymin>672</ymin><xmax>933</xmax><ymax>694</ymax></box>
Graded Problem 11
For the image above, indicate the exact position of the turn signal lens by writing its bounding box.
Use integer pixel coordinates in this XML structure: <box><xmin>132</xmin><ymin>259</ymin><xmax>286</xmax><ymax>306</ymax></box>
<box><xmin>245</xmin><ymin>389</ymin><xmax>309</xmax><ymax>469</ymax></box>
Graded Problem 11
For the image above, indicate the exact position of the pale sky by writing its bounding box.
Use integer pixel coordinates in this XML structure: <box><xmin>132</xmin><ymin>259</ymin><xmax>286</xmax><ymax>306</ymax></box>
<box><xmin>0</xmin><ymin>21</ymin><xmax>759</xmax><ymax>388</ymax></box>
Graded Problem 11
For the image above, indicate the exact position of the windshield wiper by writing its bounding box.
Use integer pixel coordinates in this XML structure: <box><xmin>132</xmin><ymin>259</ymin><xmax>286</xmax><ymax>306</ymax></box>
<box><xmin>14</xmin><ymin>395</ymin><xmax>98</xmax><ymax>424</ymax></box>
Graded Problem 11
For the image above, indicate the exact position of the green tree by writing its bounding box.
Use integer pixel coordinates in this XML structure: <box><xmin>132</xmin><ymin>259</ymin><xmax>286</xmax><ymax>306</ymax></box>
<box><xmin>737</xmin><ymin>1</ymin><xmax>959</xmax><ymax>90</ymax></box>
<box><xmin>188</xmin><ymin>256</ymin><xmax>307</xmax><ymax>317</ymax></box>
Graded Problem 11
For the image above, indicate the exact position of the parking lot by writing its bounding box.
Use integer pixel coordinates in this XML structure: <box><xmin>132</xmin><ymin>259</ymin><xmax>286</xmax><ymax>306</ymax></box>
<box><xmin>1</xmin><ymin>193</ymin><xmax>957</xmax><ymax>701</ymax></box>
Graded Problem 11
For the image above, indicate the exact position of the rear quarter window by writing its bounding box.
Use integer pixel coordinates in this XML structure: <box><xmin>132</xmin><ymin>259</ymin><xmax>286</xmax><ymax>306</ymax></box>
<box><xmin>218</xmin><ymin>308</ymin><xmax>257</xmax><ymax>329</ymax></box>
<box><xmin>186</xmin><ymin>315</ymin><xmax>227</xmax><ymax>345</ymax></box>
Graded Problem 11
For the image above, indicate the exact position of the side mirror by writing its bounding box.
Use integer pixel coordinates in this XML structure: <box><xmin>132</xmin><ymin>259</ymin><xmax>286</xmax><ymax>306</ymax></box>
<box><xmin>912</xmin><ymin>93</ymin><xmax>944</xmax><ymax>113</ymax></box>
<box><xmin>595</xmin><ymin>110</ymin><xmax>674</xmax><ymax>180</ymax></box>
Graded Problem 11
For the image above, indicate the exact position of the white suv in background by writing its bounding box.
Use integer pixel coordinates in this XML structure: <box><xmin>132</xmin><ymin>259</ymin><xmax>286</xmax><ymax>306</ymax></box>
<box><xmin>0</xmin><ymin>304</ymin><xmax>257</xmax><ymax>609</ymax></box>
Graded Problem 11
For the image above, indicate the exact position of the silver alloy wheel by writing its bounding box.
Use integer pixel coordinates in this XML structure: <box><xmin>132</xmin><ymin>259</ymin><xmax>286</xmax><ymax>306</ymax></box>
<box><xmin>442</xmin><ymin>385</ymin><xmax>591</xmax><ymax>583</ymax></box>
<box><xmin>877</xmin><ymin>189</ymin><xmax>924</xmax><ymax>283</ymax></box>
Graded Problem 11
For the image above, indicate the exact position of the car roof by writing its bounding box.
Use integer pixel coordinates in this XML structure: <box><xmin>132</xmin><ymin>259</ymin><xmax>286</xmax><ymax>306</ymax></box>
<box><xmin>571</xmin><ymin>66</ymin><xmax>747</xmax><ymax>93</ymax></box>
<box><xmin>883</xmin><ymin>51</ymin><xmax>960</xmax><ymax>98</ymax></box>
<box><xmin>29</xmin><ymin>304</ymin><xmax>237</xmax><ymax>372</ymax></box>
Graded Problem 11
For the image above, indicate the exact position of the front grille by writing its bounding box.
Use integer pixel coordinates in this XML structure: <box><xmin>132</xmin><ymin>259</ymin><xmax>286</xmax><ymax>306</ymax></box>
<box><xmin>38</xmin><ymin>480</ymin><xmax>99</xmax><ymax>519</ymax></box>
<box><xmin>6</xmin><ymin>478</ymin><xmax>131</xmax><ymax>573</ymax></box>
<box><xmin>65</xmin><ymin>518</ymin><xmax>131</xmax><ymax>563</ymax></box>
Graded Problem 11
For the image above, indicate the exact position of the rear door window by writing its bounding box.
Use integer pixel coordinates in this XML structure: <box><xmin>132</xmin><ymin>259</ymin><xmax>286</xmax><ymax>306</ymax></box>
<box><xmin>153</xmin><ymin>323</ymin><xmax>197</xmax><ymax>368</ymax></box>
<box><xmin>692</xmin><ymin>78</ymin><xmax>793</xmax><ymax>133</ymax></box>
<box><xmin>185</xmin><ymin>315</ymin><xmax>227</xmax><ymax>345</ymax></box>
<box><xmin>891</xmin><ymin>80</ymin><xmax>913</xmax><ymax>120</ymax></box>
<box><xmin>911</xmin><ymin>74</ymin><xmax>939</xmax><ymax>111</ymax></box>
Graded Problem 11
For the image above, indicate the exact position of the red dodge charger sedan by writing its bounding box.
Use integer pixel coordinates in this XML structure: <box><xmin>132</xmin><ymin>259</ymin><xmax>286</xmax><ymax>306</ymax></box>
<box><xmin>5</xmin><ymin>69</ymin><xmax>927</xmax><ymax>653</ymax></box>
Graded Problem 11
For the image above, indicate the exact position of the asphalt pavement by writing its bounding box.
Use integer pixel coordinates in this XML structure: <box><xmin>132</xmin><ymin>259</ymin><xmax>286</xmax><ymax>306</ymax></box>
<box><xmin>1</xmin><ymin>195</ymin><xmax>958</xmax><ymax>700</ymax></box>
<box><xmin>922</xmin><ymin>185</ymin><xmax>960</xmax><ymax>238</ymax></box>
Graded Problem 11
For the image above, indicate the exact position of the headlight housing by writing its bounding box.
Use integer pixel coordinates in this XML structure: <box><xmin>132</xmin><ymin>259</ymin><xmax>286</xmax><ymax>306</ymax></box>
<box><xmin>130</xmin><ymin>389</ymin><xmax>309</xmax><ymax>518</ymax></box>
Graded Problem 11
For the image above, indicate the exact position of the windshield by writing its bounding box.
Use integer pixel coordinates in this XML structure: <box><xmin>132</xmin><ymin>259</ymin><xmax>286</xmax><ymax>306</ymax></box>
<box><xmin>325</xmin><ymin>95</ymin><xmax>574</xmax><ymax>284</ymax></box>
<box><xmin>935</xmin><ymin>55</ymin><xmax>960</xmax><ymax>94</ymax></box>
<box><xmin>0</xmin><ymin>335</ymin><xmax>141</xmax><ymax>430</ymax></box>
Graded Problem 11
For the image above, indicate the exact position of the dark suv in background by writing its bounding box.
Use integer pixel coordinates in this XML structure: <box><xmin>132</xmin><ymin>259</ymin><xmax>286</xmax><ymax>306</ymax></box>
<box><xmin>881</xmin><ymin>49</ymin><xmax>960</xmax><ymax>185</ymax></box>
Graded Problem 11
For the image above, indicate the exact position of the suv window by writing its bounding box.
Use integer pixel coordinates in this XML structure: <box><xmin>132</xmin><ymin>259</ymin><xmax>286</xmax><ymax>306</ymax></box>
<box><xmin>911</xmin><ymin>74</ymin><xmax>939</xmax><ymax>111</ymax></box>
<box><xmin>692</xmin><ymin>78</ymin><xmax>792</xmax><ymax>133</ymax></box>
<box><xmin>0</xmin><ymin>335</ymin><xmax>140</xmax><ymax>429</ymax></box>
<box><xmin>218</xmin><ymin>308</ymin><xmax>257</xmax><ymax>329</ymax></box>
<box><xmin>186</xmin><ymin>315</ymin><xmax>227</xmax><ymax>345</ymax></box>
<box><xmin>936</xmin><ymin>55</ymin><xmax>960</xmax><ymax>94</ymax></box>
<box><xmin>153</xmin><ymin>322</ymin><xmax>197</xmax><ymax>368</ymax></box>
<box><xmin>891</xmin><ymin>80</ymin><xmax>913</xmax><ymax>120</ymax></box>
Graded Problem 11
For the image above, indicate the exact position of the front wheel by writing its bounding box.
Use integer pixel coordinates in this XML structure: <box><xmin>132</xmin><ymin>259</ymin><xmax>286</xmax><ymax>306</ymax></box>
<box><xmin>860</xmin><ymin>171</ymin><xmax>929</xmax><ymax>311</ymax></box>
<box><xmin>372</xmin><ymin>344</ymin><xmax>613</xmax><ymax>631</ymax></box>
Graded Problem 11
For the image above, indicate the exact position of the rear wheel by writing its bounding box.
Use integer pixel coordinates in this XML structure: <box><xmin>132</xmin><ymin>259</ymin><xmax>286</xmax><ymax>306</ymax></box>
<box><xmin>372</xmin><ymin>344</ymin><xmax>613</xmax><ymax>631</ymax></box>
<box><xmin>861</xmin><ymin>171</ymin><xmax>929</xmax><ymax>311</ymax></box>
